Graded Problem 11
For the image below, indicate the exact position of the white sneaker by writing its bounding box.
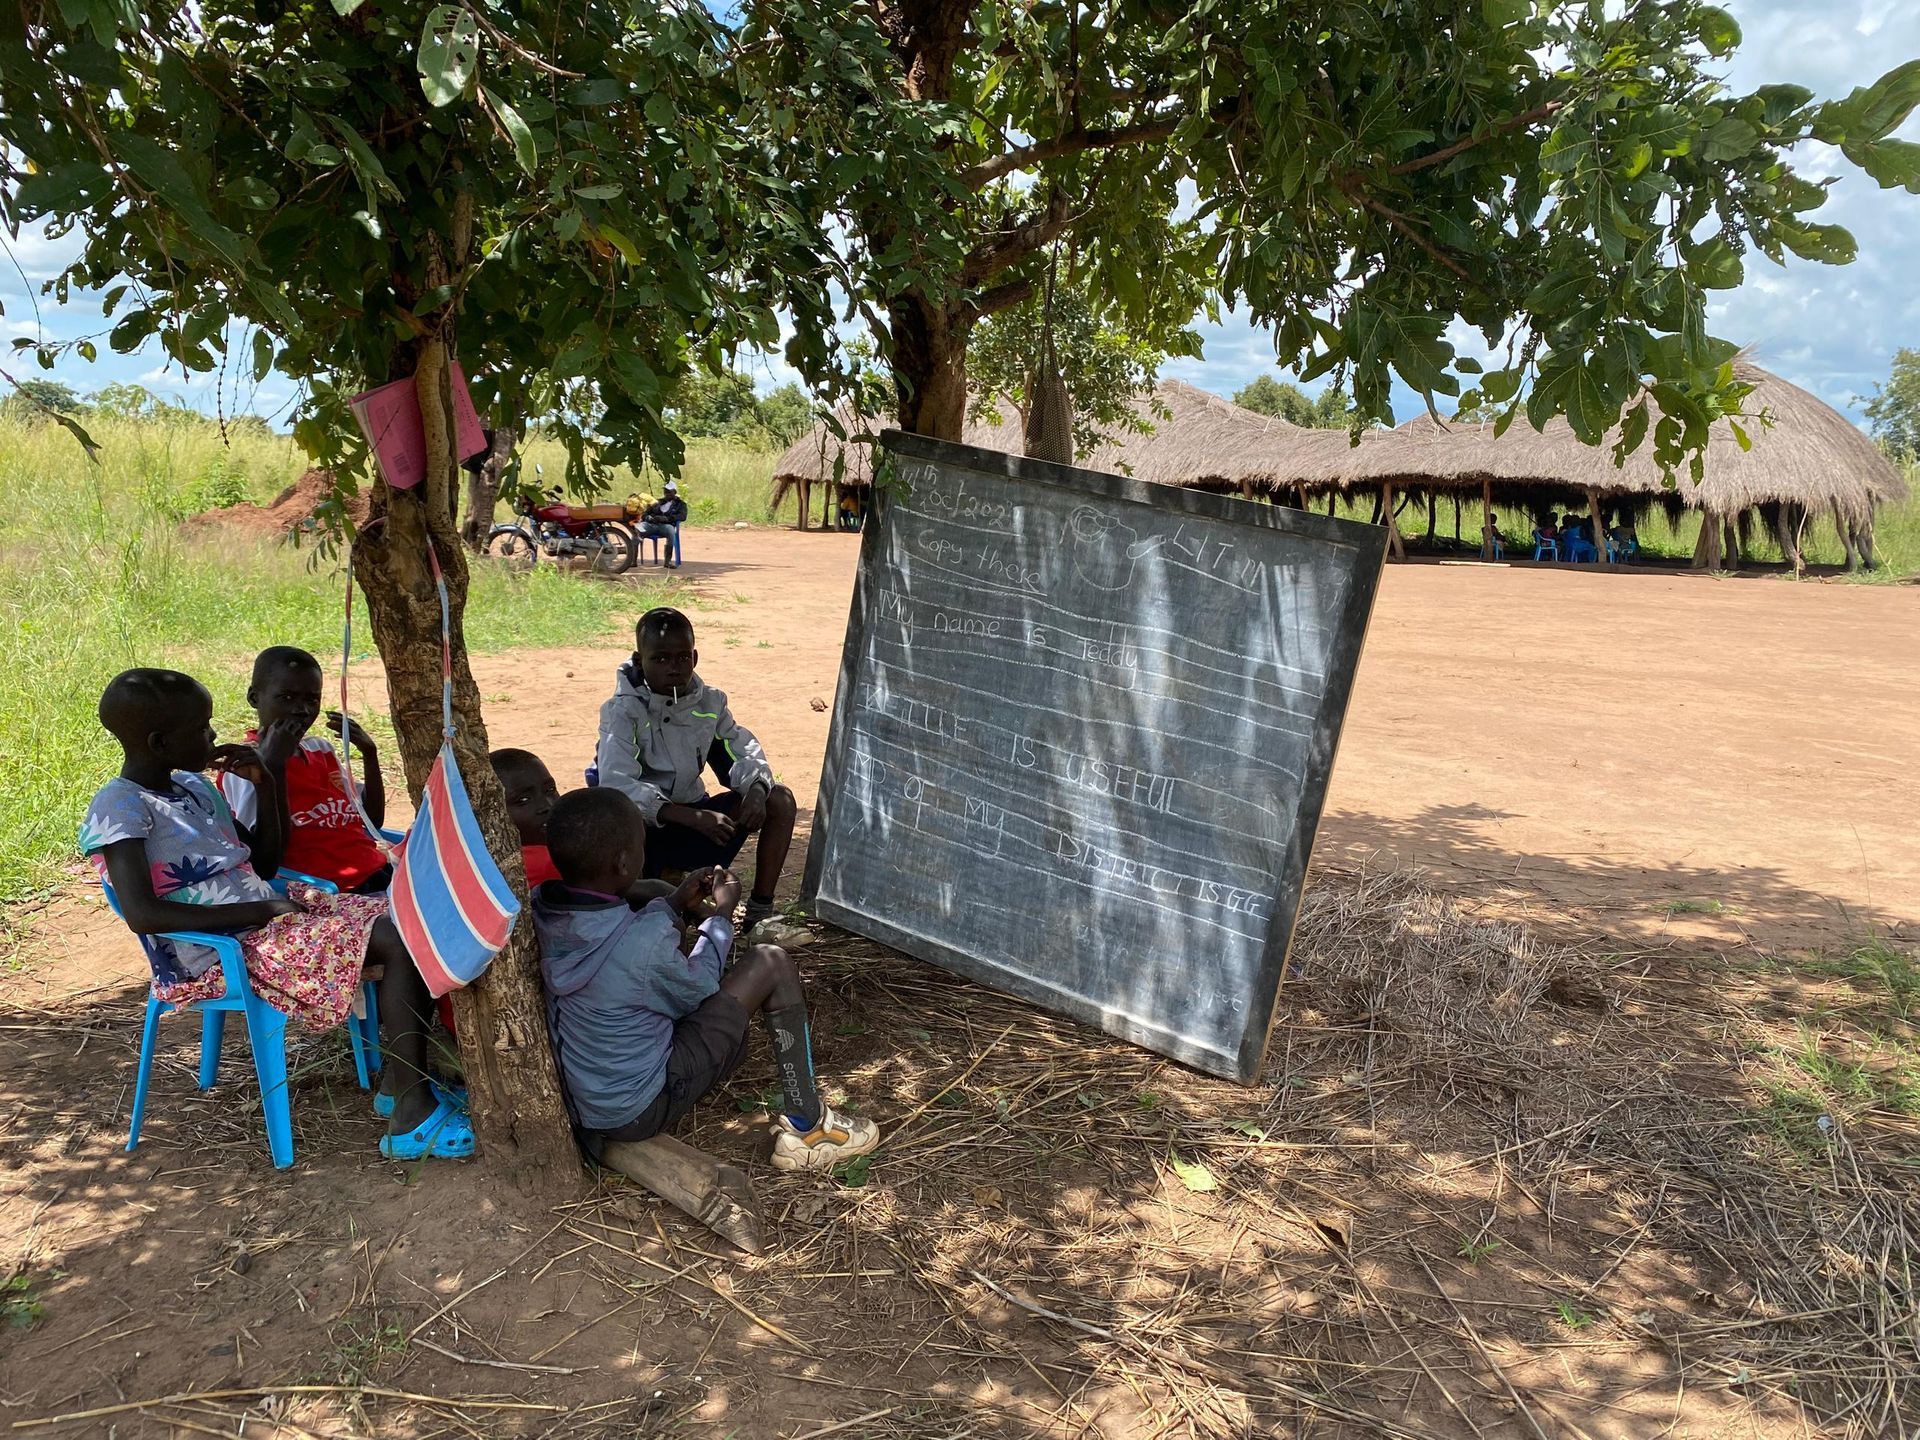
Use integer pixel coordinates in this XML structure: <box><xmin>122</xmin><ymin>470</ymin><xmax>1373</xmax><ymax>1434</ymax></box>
<box><xmin>769</xmin><ymin>1106</ymin><xmax>880</xmax><ymax>1172</ymax></box>
<box><xmin>743</xmin><ymin>915</ymin><xmax>814</xmax><ymax>949</ymax></box>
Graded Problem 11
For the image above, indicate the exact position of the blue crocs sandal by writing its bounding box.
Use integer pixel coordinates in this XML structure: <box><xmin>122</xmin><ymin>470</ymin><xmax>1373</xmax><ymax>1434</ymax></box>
<box><xmin>374</xmin><ymin>1076</ymin><xmax>467</xmax><ymax>1120</ymax></box>
<box><xmin>379</xmin><ymin>1099</ymin><xmax>476</xmax><ymax>1160</ymax></box>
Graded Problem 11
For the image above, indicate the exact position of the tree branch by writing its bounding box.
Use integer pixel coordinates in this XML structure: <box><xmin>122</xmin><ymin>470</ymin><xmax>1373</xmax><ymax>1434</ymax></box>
<box><xmin>960</xmin><ymin>188</ymin><xmax>1070</xmax><ymax>284</ymax></box>
<box><xmin>1336</xmin><ymin>177</ymin><xmax>1475</xmax><ymax>285</ymax></box>
<box><xmin>959</xmin><ymin>276</ymin><xmax>1036</xmax><ymax>325</ymax></box>
<box><xmin>1388</xmin><ymin>99</ymin><xmax>1565</xmax><ymax>176</ymax></box>
<box><xmin>960</xmin><ymin>113</ymin><xmax>1184</xmax><ymax>190</ymax></box>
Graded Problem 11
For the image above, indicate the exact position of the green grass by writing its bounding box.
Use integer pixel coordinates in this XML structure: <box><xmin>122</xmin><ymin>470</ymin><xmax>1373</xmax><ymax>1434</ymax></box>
<box><xmin>1807</xmin><ymin>935</ymin><xmax>1920</xmax><ymax>1018</ymax></box>
<box><xmin>1760</xmin><ymin>1023</ymin><xmax>1920</xmax><ymax>1154</ymax></box>
<box><xmin>0</xmin><ymin>415</ymin><xmax>658</xmax><ymax>902</ymax></box>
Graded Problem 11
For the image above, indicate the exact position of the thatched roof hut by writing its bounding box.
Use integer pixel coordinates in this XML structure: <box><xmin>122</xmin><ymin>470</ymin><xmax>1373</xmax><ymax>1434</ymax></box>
<box><xmin>768</xmin><ymin>379</ymin><xmax>1381</xmax><ymax>524</ymax></box>
<box><xmin>1328</xmin><ymin>361</ymin><xmax>1908</xmax><ymax>568</ymax></box>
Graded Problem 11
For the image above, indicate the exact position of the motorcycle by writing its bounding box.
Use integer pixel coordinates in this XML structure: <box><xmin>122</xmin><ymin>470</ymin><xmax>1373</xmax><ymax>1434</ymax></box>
<box><xmin>485</xmin><ymin>475</ymin><xmax>638</xmax><ymax>576</ymax></box>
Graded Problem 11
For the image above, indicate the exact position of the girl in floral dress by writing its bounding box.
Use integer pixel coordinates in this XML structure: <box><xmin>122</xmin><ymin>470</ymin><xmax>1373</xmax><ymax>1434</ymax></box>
<box><xmin>82</xmin><ymin>668</ymin><xmax>471</xmax><ymax>1160</ymax></box>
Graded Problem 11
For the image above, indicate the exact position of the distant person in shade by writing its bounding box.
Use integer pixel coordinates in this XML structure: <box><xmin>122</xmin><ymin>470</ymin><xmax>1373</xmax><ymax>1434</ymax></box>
<box><xmin>640</xmin><ymin>480</ymin><xmax>687</xmax><ymax>568</ymax></box>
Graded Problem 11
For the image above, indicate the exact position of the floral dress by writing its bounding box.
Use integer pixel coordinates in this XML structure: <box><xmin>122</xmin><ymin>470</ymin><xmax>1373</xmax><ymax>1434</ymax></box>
<box><xmin>81</xmin><ymin>773</ymin><xmax>388</xmax><ymax>1030</ymax></box>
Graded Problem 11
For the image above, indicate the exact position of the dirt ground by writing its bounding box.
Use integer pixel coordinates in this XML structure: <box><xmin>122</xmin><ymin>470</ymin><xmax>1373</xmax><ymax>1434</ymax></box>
<box><xmin>2</xmin><ymin>527</ymin><xmax>1916</xmax><ymax>1438</ymax></box>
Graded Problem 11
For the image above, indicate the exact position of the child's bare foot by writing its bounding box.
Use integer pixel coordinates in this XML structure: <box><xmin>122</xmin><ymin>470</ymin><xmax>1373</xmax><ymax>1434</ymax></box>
<box><xmin>769</xmin><ymin>1106</ymin><xmax>879</xmax><ymax>1171</ymax></box>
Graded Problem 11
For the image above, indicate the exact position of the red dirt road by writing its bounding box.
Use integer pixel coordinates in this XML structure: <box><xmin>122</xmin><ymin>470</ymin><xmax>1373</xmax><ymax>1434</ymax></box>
<box><xmin>452</xmin><ymin>527</ymin><xmax>1920</xmax><ymax>952</ymax></box>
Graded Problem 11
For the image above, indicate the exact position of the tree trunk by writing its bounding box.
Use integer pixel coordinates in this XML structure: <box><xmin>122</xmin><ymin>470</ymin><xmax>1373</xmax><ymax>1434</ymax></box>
<box><xmin>356</xmin><ymin>337</ymin><xmax>577</xmax><ymax>1193</ymax></box>
<box><xmin>458</xmin><ymin>424</ymin><xmax>518</xmax><ymax>551</ymax></box>
<box><xmin>890</xmin><ymin>291</ymin><xmax>970</xmax><ymax>440</ymax></box>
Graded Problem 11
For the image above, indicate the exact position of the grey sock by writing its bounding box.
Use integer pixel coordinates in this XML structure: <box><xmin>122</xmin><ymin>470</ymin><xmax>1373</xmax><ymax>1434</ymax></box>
<box><xmin>742</xmin><ymin>896</ymin><xmax>775</xmax><ymax>924</ymax></box>
<box><xmin>762</xmin><ymin>1002</ymin><xmax>820</xmax><ymax>1129</ymax></box>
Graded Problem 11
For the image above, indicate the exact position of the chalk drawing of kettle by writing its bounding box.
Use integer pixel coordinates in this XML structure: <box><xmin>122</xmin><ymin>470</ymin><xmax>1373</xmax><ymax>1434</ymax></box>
<box><xmin>1069</xmin><ymin>506</ymin><xmax>1159</xmax><ymax>591</ymax></box>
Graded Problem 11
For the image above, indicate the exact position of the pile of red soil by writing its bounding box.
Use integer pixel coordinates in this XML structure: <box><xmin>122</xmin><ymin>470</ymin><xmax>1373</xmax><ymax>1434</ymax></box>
<box><xmin>183</xmin><ymin>468</ymin><xmax>370</xmax><ymax>536</ymax></box>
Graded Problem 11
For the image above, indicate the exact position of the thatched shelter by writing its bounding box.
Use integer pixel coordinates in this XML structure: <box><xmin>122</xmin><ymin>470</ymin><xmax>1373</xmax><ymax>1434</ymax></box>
<box><xmin>768</xmin><ymin>379</ymin><xmax>1382</xmax><ymax>526</ymax></box>
<box><xmin>1339</xmin><ymin>361</ymin><xmax>1909</xmax><ymax>570</ymax></box>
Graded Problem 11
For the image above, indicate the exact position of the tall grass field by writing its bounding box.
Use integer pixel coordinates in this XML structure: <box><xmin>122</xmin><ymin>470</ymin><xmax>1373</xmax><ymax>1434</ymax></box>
<box><xmin>0</xmin><ymin>415</ymin><xmax>673</xmax><ymax>902</ymax></box>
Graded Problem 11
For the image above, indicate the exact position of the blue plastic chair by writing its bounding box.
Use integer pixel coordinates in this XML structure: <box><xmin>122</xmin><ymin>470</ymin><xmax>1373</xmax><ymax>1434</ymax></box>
<box><xmin>110</xmin><ymin>868</ymin><xmax>380</xmax><ymax>1170</ymax></box>
<box><xmin>1532</xmin><ymin>530</ymin><xmax>1559</xmax><ymax>561</ymax></box>
<box><xmin>1564</xmin><ymin>533</ymin><xmax>1600</xmax><ymax>563</ymax></box>
<box><xmin>641</xmin><ymin>522</ymin><xmax>681</xmax><ymax>567</ymax></box>
<box><xmin>1607</xmin><ymin>533</ymin><xmax>1639</xmax><ymax>564</ymax></box>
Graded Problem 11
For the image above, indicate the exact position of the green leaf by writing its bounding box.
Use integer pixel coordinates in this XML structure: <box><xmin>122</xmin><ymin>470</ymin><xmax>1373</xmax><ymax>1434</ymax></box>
<box><xmin>326</xmin><ymin>117</ymin><xmax>402</xmax><ymax>200</ymax></box>
<box><xmin>331</xmin><ymin>0</ymin><xmax>365</xmax><ymax>12</ymax></box>
<box><xmin>1694</xmin><ymin>6</ymin><xmax>1741</xmax><ymax>57</ymax></box>
<box><xmin>1701</xmin><ymin>118</ymin><xmax>1758</xmax><ymax>163</ymax></box>
<box><xmin>595</xmin><ymin>224</ymin><xmax>643</xmax><ymax>266</ymax></box>
<box><xmin>1169</xmin><ymin>1152</ymin><xmax>1218</xmax><ymax>1193</ymax></box>
<box><xmin>1688</xmin><ymin>235</ymin><xmax>1744</xmax><ymax>290</ymax></box>
<box><xmin>1621</xmin><ymin>139</ymin><xmax>1653</xmax><ymax>179</ymax></box>
<box><xmin>1481</xmin><ymin>0</ymin><xmax>1529</xmax><ymax>24</ymax></box>
<box><xmin>573</xmin><ymin>183</ymin><xmax>623</xmax><ymax>200</ymax></box>
<box><xmin>417</xmin><ymin>4</ymin><xmax>480</xmax><ymax>108</ymax></box>
<box><xmin>1618</xmin><ymin>398</ymin><xmax>1649</xmax><ymax>456</ymax></box>
<box><xmin>484</xmin><ymin>86</ymin><xmax>537</xmax><ymax>176</ymax></box>
<box><xmin>251</xmin><ymin>330</ymin><xmax>274</xmax><ymax>383</ymax></box>
<box><xmin>644</xmin><ymin>93</ymin><xmax>675</xmax><ymax>128</ymax></box>
<box><xmin>224</xmin><ymin>174</ymin><xmax>279</xmax><ymax>210</ymax></box>
<box><xmin>1845</xmin><ymin>136</ymin><xmax>1920</xmax><ymax>193</ymax></box>
<box><xmin>1729</xmin><ymin>418</ymin><xmax>1752</xmax><ymax>452</ymax></box>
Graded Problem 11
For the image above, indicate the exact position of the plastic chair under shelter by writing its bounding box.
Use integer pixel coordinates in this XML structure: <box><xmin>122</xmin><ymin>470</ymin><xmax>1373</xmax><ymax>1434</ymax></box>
<box><xmin>111</xmin><ymin>869</ymin><xmax>380</xmax><ymax>1170</ymax></box>
<box><xmin>1531</xmin><ymin>530</ymin><xmax>1559</xmax><ymax>561</ymax></box>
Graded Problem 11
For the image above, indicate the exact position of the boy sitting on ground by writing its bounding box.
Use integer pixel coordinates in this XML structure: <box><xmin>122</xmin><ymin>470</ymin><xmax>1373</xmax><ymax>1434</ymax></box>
<box><xmin>533</xmin><ymin>786</ymin><xmax>878</xmax><ymax>1170</ymax></box>
<box><xmin>217</xmin><ymin>646</ymin><xmax>390</xmax><ymax>895</ymax></box>
<box><xmin>594</xmin><ymin>607</ymin><xmax>805</xmax><ymax>945</ymax></box>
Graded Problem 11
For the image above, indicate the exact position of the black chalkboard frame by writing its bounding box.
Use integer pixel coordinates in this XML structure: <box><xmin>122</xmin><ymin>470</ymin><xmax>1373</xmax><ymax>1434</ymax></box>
<box><xmin>802</xmin><ymin>430</ymin><xmax>1389</xmax><ymax>1083</ymax></box>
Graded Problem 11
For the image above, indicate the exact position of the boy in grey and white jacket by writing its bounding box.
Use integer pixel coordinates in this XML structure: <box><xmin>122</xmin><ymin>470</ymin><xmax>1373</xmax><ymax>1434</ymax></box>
<box><xmin>594</xmin><ymin>607</ymin><xmax>804</xmax><ymax>941</ymax></box>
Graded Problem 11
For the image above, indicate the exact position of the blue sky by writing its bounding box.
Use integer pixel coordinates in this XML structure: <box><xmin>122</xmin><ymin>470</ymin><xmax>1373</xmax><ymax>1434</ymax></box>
<box><xmin>7</xmin><ymin>0</ymin><xmax>1918</xmax><ymax>428</ymax></box>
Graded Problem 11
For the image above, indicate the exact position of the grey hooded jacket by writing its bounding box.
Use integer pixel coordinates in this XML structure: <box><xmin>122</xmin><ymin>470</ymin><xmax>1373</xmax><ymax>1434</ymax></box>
<box><xmin>532</xmin><ymin>884</ymin><xmax>737</xmax><ymax>1131</ymax></box>
<box><xmin>593</xmin><ymin>663</ymin><xmax>774</xmax><ymax>824</ymax></box>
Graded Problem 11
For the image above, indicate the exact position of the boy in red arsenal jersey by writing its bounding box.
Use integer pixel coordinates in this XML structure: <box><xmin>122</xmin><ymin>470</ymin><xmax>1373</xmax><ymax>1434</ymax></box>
<box><xmin>218</xmin><ymin>647</ymin><xmax>392</xmax><ymax>894</ymax></box>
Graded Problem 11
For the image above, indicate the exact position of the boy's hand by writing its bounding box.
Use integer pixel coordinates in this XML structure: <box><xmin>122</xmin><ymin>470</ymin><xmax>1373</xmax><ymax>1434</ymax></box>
<box><xmin>326</xmin><ymin>711</ymin><xmax>377</xmax><ymax>757</ymax></box>
<box><xmin>669</xmin><ymin>866</ymin><xmax>717</xmax><ymax>915</ymax></box>
<box><xmin>256</xmin><ymin>716</ymin><xmax>307</xmax><ymax>772</ymax></box>
<box><xmin>684</xmin><ymin>809</ymin><xmax>737</xmax><ymax>846</ymax></box>
<box><xmin>735</xmin><ymin>783</ymin><xmax>768</xmax><ymax>830</ymax></box>
<box><xmin>709</xmin><ymin>868</ymin><xmax>742</xmax><ymax>916</ymax></box>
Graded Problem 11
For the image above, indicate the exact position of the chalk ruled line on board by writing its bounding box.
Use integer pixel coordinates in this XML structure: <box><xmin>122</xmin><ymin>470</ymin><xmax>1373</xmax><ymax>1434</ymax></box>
<box><xmin>872</xmin><ymin>581</ymin><xmax>1327</xmax><ymax>718</ymax></box>
<box><xmin>852</xmin><ymin>706</ymin><xmax>1290</xmax><ymax>852</ymax></box>
<box><xmin>838</xmin><ymin>745</ymin><xmax>1273</xmax><ymax>944</ymax></box>
<box><xmin>848</xmin><ymin>725</ymin><xmax>1282</xmax><ymax>875</ymax></box>
<box><xmin>900</xmin><ymin>495</ymin><xmax>1283</xmax><ymax>602</ymax></box>
<box><xmin>859</xmin><ymin>645</ymin><xmax>1312</xmax><ymax>780</ymax></box>
<box><xmin>885</xmin><ymin>535</ymin><xmax>1332</xmax><ymax>678</ymax></box>
<box><xmin>865</xmin><ymin>628</ymin><xmax>1317</xmax><ymax>744</ymax></box>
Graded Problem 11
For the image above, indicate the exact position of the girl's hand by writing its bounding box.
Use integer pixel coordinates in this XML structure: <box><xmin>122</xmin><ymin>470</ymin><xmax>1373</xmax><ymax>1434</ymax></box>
<box><xmin>210</xmin><ymin>742</ymin><xmax>266</xmax><ymax>783</ymax></box>
<box><xmin>264</xmin><ymin>896</ymin><xmax>303</xmax><ymax>920</ymax></box>
<box><xmin>327</xmin><ymin>711</ymin><xmax>377</xmax><ymax>756</ymax></box>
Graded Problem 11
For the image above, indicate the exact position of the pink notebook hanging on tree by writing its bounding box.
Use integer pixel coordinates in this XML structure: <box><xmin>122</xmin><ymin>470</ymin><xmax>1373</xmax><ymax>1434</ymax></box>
<box><xmin>349</xmin><ymin>365</ymin><xmax>489</xmax><ymax>491</ymax></box>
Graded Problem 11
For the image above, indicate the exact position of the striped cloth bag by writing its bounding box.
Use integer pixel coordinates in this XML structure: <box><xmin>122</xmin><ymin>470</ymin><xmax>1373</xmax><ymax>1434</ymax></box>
<box><xmin>342</xmin><ymin>538</ymin><xmax>519</xmax><ymax>1000</ymax></box>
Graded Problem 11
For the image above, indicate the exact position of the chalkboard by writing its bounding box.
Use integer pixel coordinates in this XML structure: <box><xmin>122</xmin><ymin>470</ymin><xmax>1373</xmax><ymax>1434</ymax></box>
<box><xmin>802</xmin><ymin>432</ymin><xmax>1387</xmax><ymax>1082</ymax></box>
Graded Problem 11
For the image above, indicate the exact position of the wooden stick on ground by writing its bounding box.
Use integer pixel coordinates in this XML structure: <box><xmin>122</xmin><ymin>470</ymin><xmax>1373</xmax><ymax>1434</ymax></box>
<box><xmin>598</xmin><ymin>1133</ymin><xmax>765</xmax><ymax>1254</ymax></box>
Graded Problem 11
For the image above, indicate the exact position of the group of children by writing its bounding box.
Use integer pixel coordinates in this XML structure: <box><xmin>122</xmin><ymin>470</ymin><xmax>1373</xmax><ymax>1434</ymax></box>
<box><xmin>84</xmin><ymin>607</ymin><xmax>879</xmax><ymax>1172</ymax></box>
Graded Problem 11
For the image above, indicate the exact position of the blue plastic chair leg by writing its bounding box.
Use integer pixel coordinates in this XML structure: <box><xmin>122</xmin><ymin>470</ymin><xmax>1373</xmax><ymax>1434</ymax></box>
<box><xmin>361</xmin><ymin>981</ymin><xmax>382</xmax><ymax>1075</ymax></box>
<box><xmin>127</xmin><ymin>996</ymin><xmax>163</xmax><ymax>1153</ymax></box>
<box><xmin>199</xmin><ymin>1009</ymin><xmax>226</xmax><ymax>1089</ymax></box>
<box><xmin>245</xmin><ymin>996</ymin><xmax>295</xmax><ymax>1169</ymax></box>
<box><xmin>347</xmin><ymin>980</ymin><xmax>381</xmax><ymax>1090</ymax></box>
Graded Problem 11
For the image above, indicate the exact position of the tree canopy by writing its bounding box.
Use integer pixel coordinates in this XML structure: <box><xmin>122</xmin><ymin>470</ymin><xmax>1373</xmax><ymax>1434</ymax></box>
<box><xmin>1862</xmin><ymin>348</ymin><xmax>1920</xmax><ymax>463</ymax></box>
<box><xmin>1232</xmin><ymin>376</ymin><xmax>1357</xmax><ymax>430</ymax></box>
<box><xmin>737</xmin><ymin>0</ymin><xmax>1920</xmax><ymax>474</ymax></box>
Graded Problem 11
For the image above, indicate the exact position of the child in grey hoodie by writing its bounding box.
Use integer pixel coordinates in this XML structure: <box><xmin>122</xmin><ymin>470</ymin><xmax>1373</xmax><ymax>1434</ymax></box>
<box><xmin>594</xmin><ymin>607</ymin><xmax>804</xmax><ymax>945</ymax></box>
<box><xmin>532</xmin><ymin>786</ymin><xmax>879</xmax><ymax>1171</ymax></box>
